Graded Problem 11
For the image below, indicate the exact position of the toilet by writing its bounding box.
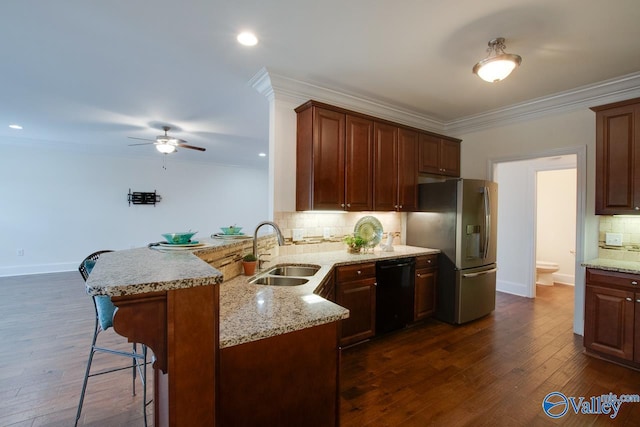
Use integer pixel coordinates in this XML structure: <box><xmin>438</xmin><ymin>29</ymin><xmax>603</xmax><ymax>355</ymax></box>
<box><xmin>536</xmin><ymin>261</ymin><xmax>559</xmax><ymax>286</ymax></box>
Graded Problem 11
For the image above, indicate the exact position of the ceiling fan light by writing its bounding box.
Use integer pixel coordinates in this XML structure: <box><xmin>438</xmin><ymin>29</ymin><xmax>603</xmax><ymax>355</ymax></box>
<box><xmin>473</xmin><ymin>38</ymin><xmax>522</xmax><ymax>83</ymax></box>
<box><xmin>156</xmin><ymin>143</ymin><xmax>176</xmax><ymax>154</ymax></box>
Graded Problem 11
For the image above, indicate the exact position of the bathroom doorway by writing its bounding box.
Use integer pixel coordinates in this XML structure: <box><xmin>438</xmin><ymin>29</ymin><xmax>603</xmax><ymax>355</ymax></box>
<box><xmin>536</xmin><ymin>166</ymin><xmax>577</xmax><ymax>288</ymax></box>
<box><xmin>491</xmin><ymin>147</ymin><xmax>586</xmax><ymax>335</ymax></box>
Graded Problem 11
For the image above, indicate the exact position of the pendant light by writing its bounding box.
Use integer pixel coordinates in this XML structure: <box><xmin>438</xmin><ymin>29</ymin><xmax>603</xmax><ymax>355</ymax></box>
<box><xmin>472</xmin><ymin>37</ymin><xmax>522</xmax><ymax>83</ymax></box>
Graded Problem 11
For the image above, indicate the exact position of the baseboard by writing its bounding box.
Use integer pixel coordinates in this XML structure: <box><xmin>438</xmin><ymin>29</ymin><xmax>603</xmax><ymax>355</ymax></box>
<box><xmin>0</xmin><ymin>263</ymin><xmax>76</xmax><ymax>277</ymax></box>
<box><xmin>552</xmin><ymin>272</ymin><xmax>575</xmax><ymax>286</ymax></box>
<box><xmin>496</xmin><ymin>279</ymin><xmax>529</xmax><ymax>297</ymax></box>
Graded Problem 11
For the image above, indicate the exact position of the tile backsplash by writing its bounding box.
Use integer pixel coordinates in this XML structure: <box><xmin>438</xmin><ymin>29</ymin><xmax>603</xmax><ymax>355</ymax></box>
<box><xmin>274</xmin><ymin>211</ymin><xmax>404</xmax><ymax>256</ymax></box>
<box><xmin>598</xmin><ymin>216</ymin><xmax>640</xmax><ymax>261</ymax></box>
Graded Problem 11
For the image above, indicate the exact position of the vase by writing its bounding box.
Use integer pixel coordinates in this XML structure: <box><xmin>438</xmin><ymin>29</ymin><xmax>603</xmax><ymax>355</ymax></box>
<box><xmin>243</xmin><ymin>261</ymin><xmax>257</xmax><ymax>276</ymax></box>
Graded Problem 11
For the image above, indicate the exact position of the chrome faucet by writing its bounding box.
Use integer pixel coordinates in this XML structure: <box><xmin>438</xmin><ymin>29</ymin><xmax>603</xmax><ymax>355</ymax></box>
<box><xmin>252</xmin><ymin>221</ymin><xmax>285</xmax><ymax>269</ymax></box>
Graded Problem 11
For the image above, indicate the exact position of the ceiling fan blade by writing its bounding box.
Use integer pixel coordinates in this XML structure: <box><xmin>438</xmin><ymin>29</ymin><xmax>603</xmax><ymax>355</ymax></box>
<box><xmin>178</xmin><ymin>143</ymin><xmax>206</xmax><ymax>152</ymax></box>
<box><xmin>128</xmin><ymin>142</ymin><xmax>156</xmax><ymax>147</ymax></box>
<box><xmin>128</xmin><ymin>136</ymin><xmax>156</xmax><ymax>142</ymax></box>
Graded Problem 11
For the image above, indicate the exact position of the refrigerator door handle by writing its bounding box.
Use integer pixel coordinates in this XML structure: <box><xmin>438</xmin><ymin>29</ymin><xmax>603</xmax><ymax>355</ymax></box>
<box><xmin>483</xmin><ymin>186</ymin><xmax>491</xmax><ymax>259</ymax></box>
<box><xmin>462</xmin><ymin>268</ymin><xmax>498</xmax><ymax>278</ymax></box>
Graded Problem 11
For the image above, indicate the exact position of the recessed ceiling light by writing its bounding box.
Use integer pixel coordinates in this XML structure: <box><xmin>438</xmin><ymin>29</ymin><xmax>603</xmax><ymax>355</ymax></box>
<box><xmin>9</xmin><ymin>124</ymin><xmax>23</xmax><ymax>130</ymax></box>
<box><xmin>258</xmin><ymin>152</ymin><xmax>267</xmax><ymax>157</ymax></box>
<box><xmin>237</xmin><ymin>31</ymin><xmax>258</xmax><ymax>47</ymax></box>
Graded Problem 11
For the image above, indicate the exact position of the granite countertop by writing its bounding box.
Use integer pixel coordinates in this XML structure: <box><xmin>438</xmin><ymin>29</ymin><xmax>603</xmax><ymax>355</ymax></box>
<box><xmin>582</xmin><ymin>258</ymin><xmax>640</xmax><ymax>275</ymax></box>
<box><xmin>85</xmin><ymin>247</ymin><xmax>223</xmax><ymax>296</ymax></box>
<box><xmin>218</xmin><ymin>245</ymin><xmax>440</xmax><ymax>348</ymax></box>
<box><xmin>86</xmin><ymin>243</ymin><xmax>439</xmax><ymax>349</ymax></box>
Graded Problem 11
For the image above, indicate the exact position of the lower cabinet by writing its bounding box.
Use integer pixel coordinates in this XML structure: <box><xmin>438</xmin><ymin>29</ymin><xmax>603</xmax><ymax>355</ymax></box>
<box><xmin>414</xmin><ymin>254</ymin><xmax>438</xmax><ymax>321</ymax></box>
<box><xmin>584</xmin><ymin>268</ymin><xmax>640</xmax><ymax>367</ymax></box>
<box><xmin>335</xmin><ymin>262</ymin><xmax>376</xmax><ymax>347</ymax></box>
<box><xmin>219</xmin><ymin>322</ymin><xmax>340</xmax><ymax>426</ymax></box>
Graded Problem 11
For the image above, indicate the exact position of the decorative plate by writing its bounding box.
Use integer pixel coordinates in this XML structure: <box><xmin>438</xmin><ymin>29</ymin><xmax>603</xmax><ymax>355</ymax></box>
<box><xmin>354</xmin><ymin>216</ymin><xmax>383</xmax><ymax>247</ymax></box>
<box><xmin>158</xmin><ymin>240</ymin><xmax>201</xmax><ymax>247</ymax></box>
<box><xmin>211</xmin><ymin>233</ymin><xmax>252</xmax><ymax>240</ymax></box>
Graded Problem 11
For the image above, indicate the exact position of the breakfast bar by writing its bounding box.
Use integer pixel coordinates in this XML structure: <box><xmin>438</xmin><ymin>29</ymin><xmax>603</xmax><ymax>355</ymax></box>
<box><xmin>85</xmin><ymin>242</ymin><xmax>439</xmax><ymax>426</ymax></box>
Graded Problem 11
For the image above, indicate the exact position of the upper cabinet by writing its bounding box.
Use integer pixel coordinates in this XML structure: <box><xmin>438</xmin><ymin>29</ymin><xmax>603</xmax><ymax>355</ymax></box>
<box><xmin>592</xmin><ymin>97</ymin><xmax>640</xmax><ymax>215</ymax></box>
<box><xmin>373</xmin><ymin>126</ymin><xmax>418</xmax><ymax>211</ymax></box>
<box><xmin>296</xmin><ymin>100</ymin><xmax>460</xmax><ymax>211</ymax></box>
<box><xmin>418</xmin><ymin>133</ymin><xmax>461</xmax><ymax>177</ymax></box>
<box><xmin>296</xmin><ymin>104</ymin><xmax>373</xmax><ymax>211</ymax></box>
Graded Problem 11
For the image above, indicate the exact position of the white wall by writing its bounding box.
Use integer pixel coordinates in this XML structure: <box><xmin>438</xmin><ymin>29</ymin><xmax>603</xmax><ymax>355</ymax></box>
<box><xmin>0</xmin><ymin>144</ymin><xmax>269</xmax><ymax>276</ymax></box>
<box><xmin>537</xmin><ymin>168</ymin><xmax>576</xmax><ymax>285</ymax></box>
<box><xmin>459</xmin><ymin>108</ymin><xmax>600</xmax><ymax>336</ymax></box>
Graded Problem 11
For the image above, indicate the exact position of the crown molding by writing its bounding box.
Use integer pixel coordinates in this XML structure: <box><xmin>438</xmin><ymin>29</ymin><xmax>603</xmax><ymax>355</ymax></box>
<box><xmin>249</xmin><ymin>68</ymin><xmax>444</xmax><ymax>132</ymax></box>
<box><xmin>251</xmin><ymin>68</ymin><xmax>640</xmax><ymax>137</ymax></box>
<box><xmin>444</xmin><ymin>72</ymin><xmax>640</xmax><ymax>135</ymax></box>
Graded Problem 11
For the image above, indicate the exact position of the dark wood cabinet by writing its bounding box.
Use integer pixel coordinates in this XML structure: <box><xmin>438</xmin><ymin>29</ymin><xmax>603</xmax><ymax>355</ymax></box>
<box><xmin>414</xmin><ymin>254</ymin><xmax>438</xmax><ymax>321</ymax></box>
<box><xmin>592</xmin><ymin>98</ymin><xmax>640</xmax><ymax>214</ymax></box>
<box><xmin>373</xmin><ymin>124</ymin><xmax>418</xmax><ymax>211</ymax></box>
<box><xmin>219</xmin><ymin>322</ymin><xmax>340</xmax><ymax>427</ymax></box>
<box><xmin>345</xmin><ymin>115</ymin><xmax>374</xmax><ymax>211</ymax></box>
<box><xmin>296</xmin><ymin>100</ymin><xmax>459</xmax><ymax>212</ymax></box>
<box><xmin>584</xmin><ymin>268</ymin><xmax>640</xmax><ymax>367</ymax></box>
<box><xmin>295</xmin><ymin>104</ymin><xmax>374</xmax><ymax>211</ymax></box>
<box><xmin>316</xmin><ymin>274</ymin><xmax>336</xmax><ymax>302</ymax></box>
<box><xmin>418</xmin><ymin>133</ymin><xmax>461</xmax><ymax>177</ymax></box>
<box><xmin>335</xmin><ymin>262</ymin><xmax>376</xmax><ymax>347</ymax></box>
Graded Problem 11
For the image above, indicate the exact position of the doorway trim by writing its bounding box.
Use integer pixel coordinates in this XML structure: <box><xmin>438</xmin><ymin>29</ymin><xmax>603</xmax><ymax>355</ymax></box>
<box><xmin>488</xmin><ymin>145</ymin><xmax>587</xmax><ymax>336</ymax></box>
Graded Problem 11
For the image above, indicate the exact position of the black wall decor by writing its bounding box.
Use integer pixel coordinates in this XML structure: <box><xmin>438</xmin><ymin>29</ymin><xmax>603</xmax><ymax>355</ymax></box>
<box><xmin>128</xmin><ymin>189</ymin><xmax>162</xmax><ymax>206</ymax></box>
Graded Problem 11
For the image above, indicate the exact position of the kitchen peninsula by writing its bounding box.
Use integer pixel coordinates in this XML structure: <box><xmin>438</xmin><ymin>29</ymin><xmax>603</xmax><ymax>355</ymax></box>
<box><xmin>86</xmin><ymin>240</ymin><xmax>439</xmax><ymax>426</ymax></box>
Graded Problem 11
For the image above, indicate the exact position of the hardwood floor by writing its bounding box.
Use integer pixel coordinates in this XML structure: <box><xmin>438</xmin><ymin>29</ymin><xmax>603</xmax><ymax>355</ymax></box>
<box><xmin>1</xmin><ymin>274</ymin><xmax>639</xmax><ymax>426</ymax></box>
<box><xmin>341</xmin><ymin>284</ymin><xmax>640</xmax><ymax>426</ymax></box>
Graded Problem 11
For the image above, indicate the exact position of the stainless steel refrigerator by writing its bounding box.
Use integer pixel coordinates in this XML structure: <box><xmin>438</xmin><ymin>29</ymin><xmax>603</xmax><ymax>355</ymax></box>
<box><xmin>407</xmin><ymin>179</ymin><xmax>498</xmax><ymax>324</ymax></box>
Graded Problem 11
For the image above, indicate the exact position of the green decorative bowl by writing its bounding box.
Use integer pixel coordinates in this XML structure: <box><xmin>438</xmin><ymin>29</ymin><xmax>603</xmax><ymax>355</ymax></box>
<box><xmin>220</xmin><ymin>226</ymin><xmax>243</xmax><ymax>235</ymax></box>
<box><xmin>162</xmin><ymin>232</ymin><xmax>197</xmax><ymax>244</ymax></box>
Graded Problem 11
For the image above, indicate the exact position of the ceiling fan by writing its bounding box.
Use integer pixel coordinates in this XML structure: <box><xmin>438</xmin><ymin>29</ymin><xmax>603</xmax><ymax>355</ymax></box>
<box><xmin>128</xmin><ymin>126</ymin><xmax>206</xmax><ymax>153</ymax></box>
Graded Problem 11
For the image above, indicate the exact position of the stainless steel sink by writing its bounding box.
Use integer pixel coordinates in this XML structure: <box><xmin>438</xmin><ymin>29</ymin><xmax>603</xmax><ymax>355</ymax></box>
<box><xmin>266</xmin><ymin>265</ymin><xmax>320</xmax><ymax>277</ymax></box>
<box><xmin>250</xmin><ymin>276</ymin><xmax>309</xmax><ymax>286</ymax></box>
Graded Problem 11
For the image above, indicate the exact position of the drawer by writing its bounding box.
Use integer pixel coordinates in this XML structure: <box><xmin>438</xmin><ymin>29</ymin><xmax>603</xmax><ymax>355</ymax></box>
<box><xmin>336</xmin><ymin>262</ymin><xmax>376</xmax><ymax>282</ymax></box>
<box><xmin>586</xmin><ymin>268</ymin><xmax>640</xmax><ymax>290</ymax></box>
<box><xmin>416</xmin><ymin>254</ymin><xmax>438</xmax><ymax>269</ymax></box>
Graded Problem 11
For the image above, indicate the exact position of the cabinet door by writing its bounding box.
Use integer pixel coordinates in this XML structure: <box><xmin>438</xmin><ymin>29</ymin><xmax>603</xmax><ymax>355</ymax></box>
<box><xmin>373</xmin><ymin>122</ymin><xmax>399</xmax><ymax>211</ymax></box>
<box><xmin>414</xmin><ymin>267</ymin><xmax>436</xmax><ymax>321</ymax></box>
<box><xmin>397</xmin><ymin>128</ymin><xmax>418</xmax><ymax>211</ymax></box>
<box><xmin>439</xmin><ymin>139</ymin><xmax>461</xmax><ymax>177</ymax></box>
<box><xmin>336</xmin><ymin>278</ymin><xmax>376</xmax><ymax>347</ymax></box>
<box><xmin>584</xmin><ymin>284</ymin><xmax>634</xmax><ymax>361</ymax></box>
<box><xmin>595</xmin><ymin>103</ymin><xmax>640</xmax><ymax>214</ymax></box>
<box><xmin>312</xmin><ymin>107</ymin><xmax>346</xmax><ymax>210</ymax></box>
<box><xmin>418</xmin><ymin>133</ymin><xmax>440</xmax><ymax>174</ymax></box>
<box><xmin>345</xmin><ymin>115</ymin><xmax>374</xmax><ymax>211</ymax></box>
<box><xmin>636</xmin><ymin>292</ymin><xmax>640</xmax><ymax>364</ymax></box>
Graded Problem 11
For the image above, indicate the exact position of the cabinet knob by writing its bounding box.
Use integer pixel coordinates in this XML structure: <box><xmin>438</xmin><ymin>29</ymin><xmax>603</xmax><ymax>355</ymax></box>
<box><xmin>356</xmin><ymin>270</ymin><xmax>361</xmax><ymax>275</ymax></box>
<box><xmin>347</xmin><ymin>203</ymin><xmax>351</xmax><ymax>208</ymax></box>
<box><xmin>417</xmin><ymin>273</ymin><xmax>422</xmax><ymax>278</ymax></box>
<box><xmin>398</xmin><ymin>205</ymin><xmax>403</xmax><ymax>209</ymax></box>
<box><xmin>635</xmin><ymin>207</ymin><xmax>639</xmax><ymax>210</ymax></box>
<box><xmin>637</xmin><ymin>299</ymin><xmax>640</xmax><ymax>303</ymax></box>
<box><xmin>394</xmin><ymin>205</ymin><xmax>398</xmax><ymax>209</ymax></box>
<box><xmin>340</xmin><ymin>203</ymin><xmax>345</xmax><ymax>208</ymax></box>
<box><xmin>427</xmin><ymin>259</ymin><xmax>432</xmax><ymax>263</ymax></box>
<box><xmin>626</xmin><ymin>297</ymin><xmax>633</xmax><ymax>302</ymax></box>
<box><xmin>632</xmin><ymin>281</ymin><xmax>638</xmax><ymax>285</ymax></box>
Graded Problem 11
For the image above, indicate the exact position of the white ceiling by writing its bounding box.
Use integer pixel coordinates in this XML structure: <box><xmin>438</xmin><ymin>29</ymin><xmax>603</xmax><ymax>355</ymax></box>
<box><xmin>3</xmin><ymin>0</ymin><xmax>640</xmax><ymax>169</ymax></box>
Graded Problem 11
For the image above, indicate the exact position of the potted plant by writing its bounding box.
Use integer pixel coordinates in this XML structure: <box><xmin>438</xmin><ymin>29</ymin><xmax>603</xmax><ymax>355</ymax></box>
<box><xmin>343</xmin><ymin>234</ymin><xmax>367</xmax><ymax>254</ymax></box>
<box><xmin>242</xmin><ymin>253</ymin><xmax>258</xmax><ymax>276</ymax></box>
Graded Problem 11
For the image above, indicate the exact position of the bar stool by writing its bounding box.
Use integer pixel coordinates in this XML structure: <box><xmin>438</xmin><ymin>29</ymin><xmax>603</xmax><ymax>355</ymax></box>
<box><xmin>75</xmin><ymin>250</ymin><xmax>150</xmax><ymax>426</ymax></box>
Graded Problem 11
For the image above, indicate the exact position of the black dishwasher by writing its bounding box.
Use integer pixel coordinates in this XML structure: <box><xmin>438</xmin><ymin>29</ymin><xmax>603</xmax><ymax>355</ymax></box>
<box><xmin>375</xmin><ymin>257</ymin><xmax>416</xmax><ymax>335</ymax></box>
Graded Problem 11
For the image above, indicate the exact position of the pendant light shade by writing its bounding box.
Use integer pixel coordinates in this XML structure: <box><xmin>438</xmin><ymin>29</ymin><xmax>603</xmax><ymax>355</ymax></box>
<box><xmin>473</xmin><ymin>37</ymin><xmax>522</xmax><ymax>83</ymax></box>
